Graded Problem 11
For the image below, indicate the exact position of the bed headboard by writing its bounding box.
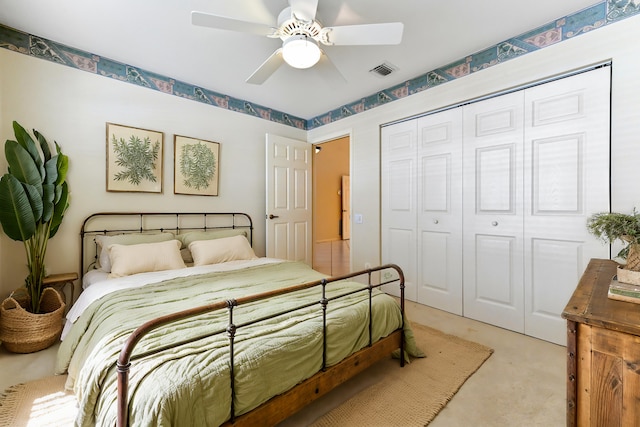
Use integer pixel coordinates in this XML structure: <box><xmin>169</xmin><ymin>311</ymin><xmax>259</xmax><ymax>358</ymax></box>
<box><xmin>80</xmin><ymin>212</ymin><xmax>253</xmax><ymax>275</ymax></box>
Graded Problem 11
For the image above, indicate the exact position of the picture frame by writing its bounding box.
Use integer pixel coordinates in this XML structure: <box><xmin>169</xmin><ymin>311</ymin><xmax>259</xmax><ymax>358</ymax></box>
<box><xmin>174</xmin><ymin>135</ymin><xmax>220</xmax><ymax>196</ymax></box>
<box><xmin>106</xmin><ymin>123</ymin><xmax>163</xmax><ymax>193</ymax></box>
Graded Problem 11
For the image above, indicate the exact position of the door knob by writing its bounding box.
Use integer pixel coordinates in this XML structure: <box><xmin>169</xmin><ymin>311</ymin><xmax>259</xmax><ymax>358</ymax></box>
<box><xmin>268</xmin><ymin>214</ymin><xmax>279</xmax><ymax>219</ymax></box>
<box><xmin>433</xmin><ymin>219</ymin><xmax>439</xmax><ymax>224</ymax></box>
<box><xmin>491</xmin><ymin>221</ymin><xmax>498</xmax><ymax>226</ymax></box>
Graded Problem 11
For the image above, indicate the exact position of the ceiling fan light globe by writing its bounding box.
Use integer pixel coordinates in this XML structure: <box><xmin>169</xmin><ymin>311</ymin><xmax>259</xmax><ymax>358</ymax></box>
<box><xmin>282</xmin><ymin>35</ymin><xmax>321</xmax><ymax>69</ymax></box>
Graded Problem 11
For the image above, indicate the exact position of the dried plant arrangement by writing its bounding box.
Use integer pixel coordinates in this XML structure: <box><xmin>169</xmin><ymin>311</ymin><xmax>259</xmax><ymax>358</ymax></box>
<box><xmin>587</xmin><ymin>209</ymin><xmax>640</xmax><ymax>271</ymax></box>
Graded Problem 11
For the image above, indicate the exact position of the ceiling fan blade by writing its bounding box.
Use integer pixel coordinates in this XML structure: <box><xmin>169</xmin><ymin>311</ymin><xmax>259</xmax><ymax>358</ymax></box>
<box><xmin>289</xmin><ymin>0</ymin><xmax>318</xmax><ymax>21</ymax></box>
<box><xmin>317</xmin><ymin>51</ymin><xmax>346</xmax><ymax>84</ymax></box>
<box><xmin>246</xmin><ymin>49</ymin><xmax>285</xmax><ymax>84</ymax></box>
<box><xmin>191</xmin><ymin>11</ymin><xmax>274</xmax><ymax>36</ymax></box>
<box><xmin>323</xmin><ymin>22</ymin><xmax>404</xmax><ymax>46</ymax></box>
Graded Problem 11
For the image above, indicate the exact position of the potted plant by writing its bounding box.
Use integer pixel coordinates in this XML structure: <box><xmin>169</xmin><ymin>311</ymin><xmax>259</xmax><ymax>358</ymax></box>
<box><xmin>0</xmin><ymin>121</ymin><xmax>70</xmax><ymax>352</ymax></box>
<box><xmin>587</xmin><ymin>209</ymin><xmax>640</xmax><ymax>284</ymax></box>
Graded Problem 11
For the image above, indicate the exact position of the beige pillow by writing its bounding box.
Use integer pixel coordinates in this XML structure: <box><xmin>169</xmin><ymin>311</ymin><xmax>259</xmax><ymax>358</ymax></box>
<box><xmin>95</xmin><ymin>232</ymin><xmax>175</xmax><ymax>272</ymax></box>
<box><xmin>189</xmin><ymin>235</ymin><xmax>257</xmax><ymax>266</ymax></box>
<box><xmin>108</xmin><ymin>240</ymin><xmax>186</xmax><ymax>278</ymax></box>
<box><xmin>178</xmin><ymin>229</ymin><xmax>248</xmax><ymax>249</ymax></box>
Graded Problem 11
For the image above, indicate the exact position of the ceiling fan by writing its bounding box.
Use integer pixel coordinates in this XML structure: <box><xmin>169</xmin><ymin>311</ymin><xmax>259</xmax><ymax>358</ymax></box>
<box><xmin>191</xmin><ymin>0</ymin><xmax>404</xmax><ymax>84</ymax></box>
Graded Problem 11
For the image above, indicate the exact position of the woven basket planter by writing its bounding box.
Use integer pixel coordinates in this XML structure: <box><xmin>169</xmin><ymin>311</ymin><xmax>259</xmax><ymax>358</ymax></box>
<box><xmin>625</xmin><ymin>243</ymin><xmax>640</xmax><ymax>272</ymax></box>
<box><xmin>0</xmin><ymin>287</ymin><xmax>65</xmax><ymax>353</ymax></box>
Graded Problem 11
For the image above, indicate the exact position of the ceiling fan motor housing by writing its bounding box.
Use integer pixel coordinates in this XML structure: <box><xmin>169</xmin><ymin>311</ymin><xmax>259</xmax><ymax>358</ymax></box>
<box><xmin>276</xmin><ymin>7</ymin><xmax>323</xmax><ymax>41</ymax></box>
<box><xmin>276</xmin><ymin>6</ymin><xmax>324</xmax><ymax>69</ymax></box>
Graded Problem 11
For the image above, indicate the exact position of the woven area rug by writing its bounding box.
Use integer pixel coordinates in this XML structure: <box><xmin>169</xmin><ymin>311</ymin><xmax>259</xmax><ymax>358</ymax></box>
<box><xmin>310</xmin><ymin>323</ymin><xmax>493</xmax><ymax>427</ymax></box>
<box><xmin>0</xmin><ymin>375</ymin><xmax>75</xmax><ymax>426</ymax></box>
<box><xmin>0</xmin><ymin>323</ymin><xmax>492</xmax><ymax>426</ymax></box>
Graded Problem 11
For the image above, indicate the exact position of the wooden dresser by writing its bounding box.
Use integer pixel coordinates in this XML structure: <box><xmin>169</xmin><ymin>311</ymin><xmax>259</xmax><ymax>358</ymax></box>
<box><xmin>562</xmin><ymin>258</ymin><xmax>640</xmax><ymax>426</ymax></box>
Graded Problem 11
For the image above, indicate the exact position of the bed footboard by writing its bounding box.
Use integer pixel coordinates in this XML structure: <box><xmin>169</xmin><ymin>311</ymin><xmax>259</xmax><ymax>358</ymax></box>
<box><xmin>223</xmin><ymin>329</ymin><xmax>402</xmax><ymax>426</ymax></box>
<box><xmin>116</xmin><ymin>264</ymin><xmax>406</xmax><ymax>427</ymax></box>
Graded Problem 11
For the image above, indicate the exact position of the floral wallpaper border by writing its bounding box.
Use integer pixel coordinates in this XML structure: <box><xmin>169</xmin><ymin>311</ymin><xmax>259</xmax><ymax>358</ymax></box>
<box><xmin>0</xmin><ymin>24</ymin><xmax>307</xmax><ymax>130</ymax></box>
<box><xmin>0</xmin><ymin>0</ymin><xmax>638</xmax><ymax>131</ymax></box>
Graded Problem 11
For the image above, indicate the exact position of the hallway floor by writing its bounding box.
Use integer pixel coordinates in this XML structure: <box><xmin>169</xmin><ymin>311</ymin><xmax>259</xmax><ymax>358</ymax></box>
<box><xmin>313</xmin><ymin>239</ymin><xmax>350</xmax><ymax>277</ymax></box>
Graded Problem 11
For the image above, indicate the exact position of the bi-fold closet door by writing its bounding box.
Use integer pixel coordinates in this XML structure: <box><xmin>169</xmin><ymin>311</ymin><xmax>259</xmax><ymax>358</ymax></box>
<box><xmin>416</xmin><ymin>110</ymin><xmax>464</xmax><ymax>315</ymax></box>
<box><xmin>381</xmin><ymin>109</ymin><xmax>463</xmax><ymax>315</ymax></box>
<box><xmin>382</xmin><ymin>66</ymin><xmax>610</xmax><ymax>344</ymax></box>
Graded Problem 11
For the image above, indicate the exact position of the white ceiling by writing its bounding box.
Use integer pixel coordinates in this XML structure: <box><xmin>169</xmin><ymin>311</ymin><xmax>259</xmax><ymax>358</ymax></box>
<box><xmin>0</xmin><ymin>0</ymin><xmax>600</xmax><ymax>119</ymax></box>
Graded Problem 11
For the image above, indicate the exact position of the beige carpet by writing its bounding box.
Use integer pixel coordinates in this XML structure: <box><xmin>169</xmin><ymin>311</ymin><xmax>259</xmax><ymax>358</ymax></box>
<box><xmin>0</xmin><ymin>323</ymin><xmax>492</xmax><ymax>427</ymax></box>
<box><xmin>310</xmin><ymin>323</ymin><xmax>493</xmax><ymax>426</ymax></box>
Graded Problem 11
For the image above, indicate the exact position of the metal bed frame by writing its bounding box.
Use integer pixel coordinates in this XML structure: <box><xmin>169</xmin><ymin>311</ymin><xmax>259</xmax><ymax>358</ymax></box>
<box><xmin>78</xmin><ymin>212</ymin><xmax>405</xmax><ymax>427</ymax></box>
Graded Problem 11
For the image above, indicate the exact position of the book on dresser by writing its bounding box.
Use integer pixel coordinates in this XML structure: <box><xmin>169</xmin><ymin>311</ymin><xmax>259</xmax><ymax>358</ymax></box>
<box><xmin>608</xmin><ymin>277</ymin><xmax>640</xmax><ymax>303</ymax></box>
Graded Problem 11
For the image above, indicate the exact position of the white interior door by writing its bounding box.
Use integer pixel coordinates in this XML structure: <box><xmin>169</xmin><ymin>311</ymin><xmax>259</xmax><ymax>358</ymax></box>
<box><xmin>463</xmin><ymin>91</ymin><xmax>525</xmax><ymax>333</ymax></box>
<box><xmin>265</xmin><ymin>133</ymin><xmax>312</xmax><ymax>264</ymax></box>
<box><xmin>416</xmin><ymin>108</ymin><xmax>463</xmax><ymax>315</ymax></box>
<box><xmin>381</xmin><ymin>120</ymin><xmax>417</xmax><ymax>300</ymax></box>
<box><xmin>523</xmin><ymin>67</ymin><xmax>611</xmax><ymax>344</ymax></box>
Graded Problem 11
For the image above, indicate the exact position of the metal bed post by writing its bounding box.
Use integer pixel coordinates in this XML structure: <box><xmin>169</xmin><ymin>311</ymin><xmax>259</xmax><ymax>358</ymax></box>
<box><xmin>320</xmin><ymin>279</ymin><xmax>328</xmax><ymax>371</ymax></box>
<box><xmin>399</xmin><ymin>266</ymin><xmax>406</xmax><ymax>368</ymax></box>
<box><xmin>226</xmin><ymin>299</ymin><xmax>238</xmax><ymax>423</ymax></box>
<box><xmin>116</xmin><ymin>357</ymin><xmax>131</xmax><ymax>426</ymax></box>
<box><xmin>368</xmin><ymin>269</ymin><xmax>373</xmax><ymax>346</ymax></box>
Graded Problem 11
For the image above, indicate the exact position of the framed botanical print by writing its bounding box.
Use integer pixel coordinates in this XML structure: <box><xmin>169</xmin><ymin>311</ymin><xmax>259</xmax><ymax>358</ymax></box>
<box><xmin>106</xmin><ymin>123</ymin><xmax>163</xmax><ymax>193</ymax></box>
<box><xmin>174</xmin><ymin>135</ymin><xmax>220</xmax><ymax>196</ymax></box>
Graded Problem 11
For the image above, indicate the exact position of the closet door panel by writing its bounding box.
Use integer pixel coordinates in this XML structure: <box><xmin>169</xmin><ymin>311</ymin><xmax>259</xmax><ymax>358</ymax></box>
<box><xmin>530</xmin><ymin>238</ymin><xmax>582</xmax><ymax>321</ymax></box>
<box><xmin>422</xmin><ymin>155</ymin><xmax>449</xmax><ymax>211</ymax></box>
<box><xmin>381</xmin><ymin>121</ymin><xmax>418</xmax><ymax>300</ymax></box>
<box><xmin>416</xmin><ymin>109</ymin><xmax>463</xmax><ymax>315</ymax></box>
<box><xmin>463</xmin><ymin>92</ymin><xmax>525</xmax><ymax>333</ymax></box>
<box><xmin>420</xmin><ymin>231</ymin><xmax>449</xmax><ymax>289</ymax></box>
<box><xmin>476</xmin><ymin>145</ymin><xmax>516</xmax><ymax>213</ymax></box>
<box><xmin>524</xmin><ymin>67</ymin><xmax>611</xmax><ymax>345</ymax></box>
<box><xmin>475</xmin><ymin>234</ymin><xmax>518</xmax><ymax>304</ymax></box>
<box><xmin>533</xmin><ymin>135</ymin><xmax>582</xmax><ymax>213</ymax></box>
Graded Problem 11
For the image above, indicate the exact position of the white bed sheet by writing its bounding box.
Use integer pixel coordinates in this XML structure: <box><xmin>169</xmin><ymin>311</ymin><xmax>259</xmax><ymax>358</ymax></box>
<box><xmin>82</xmin><ymin>269</ymin><xmax>109</xmax><ymax>289</ymax></box>
<box><xmin>64</xmin><ymin>258</ymin><xmax>283</xmax><ymax>340</ymax></box>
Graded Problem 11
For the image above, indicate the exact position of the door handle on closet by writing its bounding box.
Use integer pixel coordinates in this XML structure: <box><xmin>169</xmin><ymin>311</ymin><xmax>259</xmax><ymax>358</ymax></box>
<box><xmin>491</xmin><ymin>221</ymin><xmax>499</xmax><ymax>226</ymax></box>
<box><xmin>268</xmin><ymin>214</ymin><xmax>279</xmax><ymax>219</ymax></box>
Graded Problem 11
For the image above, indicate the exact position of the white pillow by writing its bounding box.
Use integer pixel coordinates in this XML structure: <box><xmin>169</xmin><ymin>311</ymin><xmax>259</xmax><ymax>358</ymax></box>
<box><xmin>189</xmin><ymin>235</ymin><xmax>257</xmax><ymax>266</ymax></box>
<box><xmin>95</xmin><ymin>232</ymin><xmax>175</xmax><ymax>273</ymax></box>
<box><xmin>108</xmin><ymin>240</ymin><xmax>186</xmax><ymax>278</ymax></box>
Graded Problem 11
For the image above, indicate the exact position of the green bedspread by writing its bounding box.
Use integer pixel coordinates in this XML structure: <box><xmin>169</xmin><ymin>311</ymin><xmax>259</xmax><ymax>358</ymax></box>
<box><xmin>56</xmin><ymin>261</ymin><xmax>418</xmax><ymax>426</ymax></box>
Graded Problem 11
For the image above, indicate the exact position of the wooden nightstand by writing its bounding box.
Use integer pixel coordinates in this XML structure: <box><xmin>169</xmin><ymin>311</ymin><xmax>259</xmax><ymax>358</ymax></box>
<box><xmin>43</xmin><ymin>272</ymin><xmax>79</xmax><ymax>305</ymax></box>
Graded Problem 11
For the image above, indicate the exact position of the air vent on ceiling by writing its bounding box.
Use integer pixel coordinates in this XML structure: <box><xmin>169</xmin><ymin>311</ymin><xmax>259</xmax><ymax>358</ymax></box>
<box><xmin>369</xmin><ymin>62</ymin><xmax>397</xmax><ymax>77</ymax></box>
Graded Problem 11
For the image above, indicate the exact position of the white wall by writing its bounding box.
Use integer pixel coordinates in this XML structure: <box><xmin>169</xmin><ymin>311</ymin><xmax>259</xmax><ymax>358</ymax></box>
<box><xmin>0</xmin><ymin>49</ymin><xmax>305</xmax><ymax>298</ymax></box>
<box><xmin>2</xmin><ymin>14</ymin><xmax>639</xmax><ymax>299</ymax></box>
<box><xmin>309</xmin><ymin>14</ymin><xmax>640</xmax><ymax>273</ymax></box>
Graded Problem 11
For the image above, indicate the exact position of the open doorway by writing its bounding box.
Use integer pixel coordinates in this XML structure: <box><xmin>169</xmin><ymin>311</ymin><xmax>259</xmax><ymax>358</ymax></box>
<box><xmin>312</xmin><ymin>136</ymin><xmax>350</xmax><ymax>276</ymax></box>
